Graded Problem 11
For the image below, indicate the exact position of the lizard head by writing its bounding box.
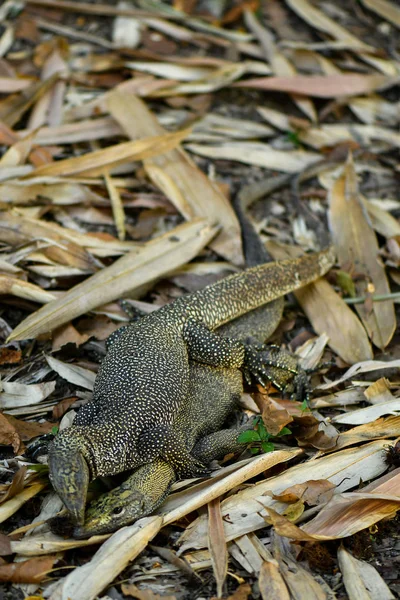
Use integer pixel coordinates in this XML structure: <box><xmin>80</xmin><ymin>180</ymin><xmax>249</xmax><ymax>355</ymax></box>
<box><xmin>48</xmin><ymin>434</ymin><xmax>90</xmax><ymax>526</ymax></box>
<box><xmin>73</xmin><ymin>459</ymin><xmax>176</xmax><ymax>538</ymax></box>
<box><xmin>73</xmin><ymin>482</ymin><xmax>148</xmax><ymax>538</ymax></box>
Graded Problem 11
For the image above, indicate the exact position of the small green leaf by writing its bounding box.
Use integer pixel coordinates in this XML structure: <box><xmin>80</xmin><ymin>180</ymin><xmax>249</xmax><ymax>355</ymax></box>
<box><xmin>261</xmin><ymin>441</ymin><xmax>275</xmax><ymax>453</ymax></box>
<box><xmin>250</xmin><ymin>447</ymin><xmax>260</xmax><ymax>454</ymax></box>
<box><xmin>238</xmin><ymin>430</ymin><xmax>261</xmax><ymax>444</ymax></box>
<box><xmin>257</xmin><ymin>421</ymin><xmax>270</xmax><ymax>441</ymax></box>
<box><xmin>51</xmin><ymin>426</ymin><xmax>59</xmax><ymax>436</ymax></box>
<box><xmin>277</xmin><ymin>427</ymin><xmax>292</xmax><ymax>437</ymax></box>
<box><xmin>336</xmin><ymin>270</ymin><xmax>356</xmax><ymax>298</ymax></box>
<box><xmin>28</xmin><ymin>464</ymin><xmax>49</xmax><ymax>473</ymax></box>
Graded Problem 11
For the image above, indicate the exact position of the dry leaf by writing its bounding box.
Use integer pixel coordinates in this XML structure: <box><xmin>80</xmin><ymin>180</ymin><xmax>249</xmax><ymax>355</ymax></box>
<box><xmin>8</xmin><ymin>219</ymin><xmax>218</xmax><ymax>340</ymax></box>
<box><xmin>107</xmin><ymin>92</ymin><xmax>242</xmax><ymax>264</ymax></box>
<box><xmin>338</xmin><ymin>546</ymin><xmax>396</xmax><ymax>600</ymax></box>
<box><xmin>234</xmin><ymin>74</ymin><xmax>395</xmax><ymax>97</ymax></box>
<box><xmin>0</xmin><ymin>555</ymin><xmax>56</xmax><ymax>583</ymax></box>
<box><xmin>208</xmin><ymin>497</ymin><xmax>228</xmax><ymax>598</ymax></box>
<box><xmin>359</xmin><ymin>0</ymin><xmax>400</xmax><ymax>28</ymax></box>
<box><xmin>259</xmin><ymin>560</ymin><xmax>290</xmax><ymax>600</ymax></box>
<box><xmin>121</xmin><ymin>583</ymin><xmax>176</xmax><ymax>600</ymax></box>
<box><xmin>328</xmin><ymin>154</ymin><xmax>395</xmax><ymax>349</ymax></box>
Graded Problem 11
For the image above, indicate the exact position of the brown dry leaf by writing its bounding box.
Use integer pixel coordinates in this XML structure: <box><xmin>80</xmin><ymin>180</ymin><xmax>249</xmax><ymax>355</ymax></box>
<box><xmin>273</xmin><ymin>480</ymin><xmax>335</xmax><ymax>506</ymax></box>
<box><xmin>359</xmin><ymin>0</ymin><xmax>400</xmax><ymax>28</ymax></box>
<box><xmin>364</xmin><ymin>197</ymin><xmax>400</xmax><ymax>239</ymax></box>
<box><xmin>3</xmin><ymin>414</ymin><xmax>54</xmax><ymax>441</ymax></box>
<box><xmin>121</xmin><ymin>583</ymin><xmax>176</xmax><ymax>600</ymax></box>
<box><xmin>208</xmin><ymin>497</ymin><xmax>228</xmax><ymax>598</ymax></box>
<box><xmin>328</xmin><ymin>154</ymin><xmax>396</xmax><ymax>349</ymax></box>
<box><xmin>253</xmin><ymin>393</ymin><xmax>293</xmax><ymax>437</ymax></box>
<box><xmin>8</xmin><ymin>219</ymin><xmax>217</xmax><ymax>340</ymax></box>
<box><xmin>52</xmin><ymin>396</ymin><xmax>77</xmax><ymax>420</ymax></box>
<box><xmin>222</xmin><ymin>583</ymin><xmax>252</xmax><ymax>600</ymax></box>
<box><xmin>0</xmin><ymin>467</ymin><xmax>27</xmax><ymax>505</ymax></box>
<box><xmin>0</xmin><ymin>555</ymin><xmax>56</xmax><ymax>584</ymax></box>
<box><xmin>107</xmin><ymin>92</ymin><xmax>242</xmax><ymax>264</ymax></box>
<box><xmin>0</xmin><ymin>413</ymin><xmax>24</xmax><ymax>454</ymax></box>
<box><xmin>291</xmin><ymin>413</ymin><xmax>339</xmax><ymax>450</ymax></box>
<box><xmin>266</xmin><ymin>241</ymin><xmax>372</xmax><ymax>364</ymax></box>
<box><xmin>259</xmin><ymin>560</ymin><xmax>290</xmax><ymax>600</ymax></box>
<box><xmin>25</xmin><ymin>127</ymin><xmax>191</xmax><ymax>178</ymax></box>
<box><xmin>234</xmin><ymin>73</ymin><xmax>395</xmax><ymax>97</ymax></box>
<box><xmin>338</xmin><ymin>546</ymin><xmax>396</xmax><ymax>600</ymax></box>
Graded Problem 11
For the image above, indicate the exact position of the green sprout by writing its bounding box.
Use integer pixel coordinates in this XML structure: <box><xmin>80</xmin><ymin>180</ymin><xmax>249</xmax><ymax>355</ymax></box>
<box><xmin>238</xmin><ymin>417</ymin><xmax>292</xmax><ymax>455</ymax></box>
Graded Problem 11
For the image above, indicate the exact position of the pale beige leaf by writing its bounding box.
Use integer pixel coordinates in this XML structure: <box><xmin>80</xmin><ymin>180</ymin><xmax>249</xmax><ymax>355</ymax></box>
<box><xmin>0</xmin><ymin>78</ymin><xmax>33</xmax><ymax>93</ymax></box>
<box><xmin>0</xmin><ymin>274</ymin><xmax>56</xmax><ymax>305</ymax></box>
<box><xmin>266</xmin><ymin>242</ymin><xmax>372</xmax><ymax>364</ymax></box>
<box><xmin>364</xmin><ymin>378</ymin><xmax>393</xmax><ymax>404</ymax></box>
<box><xmin>105</xmin><ymin>172</ymin><xmax>125</xmax><ymax>241</ymax></box>
<box><xmin>186</xmin><ymin>142</ymin><xmax>319</xmax><ymax>173</ymax></box>
<box><xmin>49</xmin><ymin>516</ymin><xmax>162</xmax><ymax>600</ymax></box>
<box><xmin>0</xmin><ymin>483</ymin><xmax>47</xmax><ymax>524</ymax></box>
<box><xmin>332</xmin><ymin>398</ymin><xmax>400</xmax><ymax>425</ymax></box>
<box><xmin>318</xmin><ymin>359</ymin><xmax>400</xmax><ymax>391</ymax></box>
<box><xmin>107</xmin><ymin>92</ymin><xmax>242</xmax><ymax>264</ymax></box>
<box><xmin>8</xmin><ymin>219</ymin><xmax>218</xmax><ymax>340</ymax></box>
<box><xmin>178</xmin><ymin>441</ymin><xmax>389</xmax><ymax>551</ymax></box>
<box><xmin>333</xmin><ymin>416</ymin><xmax>400</xmax><ymax>452</ymax></box>
<box><xmin>244</xmin><ymin>9</ymin><xmax>316</xmax><ymax>122</ymax></box>
<box><xmin>0</xmin><ymin>181</ymin><xmax>104</xmax><ymax>206</ymax></box>
<box><xmin>296</xmin><ymin>280</ymin><xmax>373</xmax><ymax>364</ymax></box>
<box><xmin>25</xmin><ymin>127</ymin><xmax>191</xmax><ymax>178</ymax></box>
<box><xmin>364</xmin><ymin>197</ymin><xmax>400</xmax><ymax>238</ymax></box>
<box><xmin>328</xmin><ymin>155</ymin><xmax>395</xmax><ymax>348</ymax></box>
<box><xmin>338</xmin><ymin>546</ymin><xmax>395</xmax><ymax>600</ymax></box>
<box><xmin>235</xmin><ymin>74</ymin><xmax>395</xmax><ymax>97</ymax></box>
<box><xmin>17</xmin><ymin>116</ymin><xmax>123</xmax><ymax>146</ymax></box>
<box><xmin>360</xmin><ymin>0</ymin><xmax>400</xmax><ymax>28</ymax></box>
<box><xmin>259</xmin><ymin>560</ymin><xmax>290</xmax><ymax>600</ymax></box>
<box><xmin>0</xmin><ymin>381</ymin><xmax>56</xmax><ymax>410</ymax></box>
<box><xmin>46</xmin><ymin>356</ymin><xmax>96</xmax><ymax>391</ymax></box>
<box><xmin>208</xmin><ymin>498</ymin><xmax>227</xmax><ymax>598</ymax></box>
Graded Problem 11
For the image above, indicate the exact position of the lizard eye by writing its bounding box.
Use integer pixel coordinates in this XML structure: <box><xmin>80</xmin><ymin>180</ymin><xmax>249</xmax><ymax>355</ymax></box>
<box><xmin>112</xmin><ymin>506</ymin><xmax>124</xmax><ymax>515</ymax></box>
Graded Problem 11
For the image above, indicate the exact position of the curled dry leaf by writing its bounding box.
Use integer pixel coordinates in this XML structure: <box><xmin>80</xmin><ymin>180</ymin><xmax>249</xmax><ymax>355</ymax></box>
<box><xmin>0</xmin><ymin>555</ymin><xmax>57</xmax><ymax>583</ymax></box>
<box><xmin>272</xmin><ymin>480</ymin><xmax>335</xmax><ymax>506</ymax></box>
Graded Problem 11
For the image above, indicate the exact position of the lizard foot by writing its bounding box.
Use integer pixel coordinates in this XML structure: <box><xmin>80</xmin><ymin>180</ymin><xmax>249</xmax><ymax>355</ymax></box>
<box><xmin>243</xmin><ymin>344</ymin><xmax>311</xmax><ymax>403</ymax></box>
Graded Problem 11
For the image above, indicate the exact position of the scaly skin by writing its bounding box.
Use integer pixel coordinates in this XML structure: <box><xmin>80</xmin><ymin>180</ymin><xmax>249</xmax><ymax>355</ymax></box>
<box><xmin>49</xmin><ymin>245</ymin><xmax>335</xmax><ymax>525</ymax></box>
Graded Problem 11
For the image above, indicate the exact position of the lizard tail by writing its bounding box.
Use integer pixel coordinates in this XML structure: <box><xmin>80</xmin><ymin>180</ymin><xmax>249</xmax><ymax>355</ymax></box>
<box><xmin>189</xmin><ymin>246</ymin><xmax>335</xmax><ymax>330</ymax></box>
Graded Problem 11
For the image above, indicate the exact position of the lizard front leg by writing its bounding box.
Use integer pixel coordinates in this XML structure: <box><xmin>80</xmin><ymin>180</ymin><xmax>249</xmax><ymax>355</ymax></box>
<box><xmin>184</xmin><ymin>319</ymin><xmax>308</xmax><ymax>401</ymax></box>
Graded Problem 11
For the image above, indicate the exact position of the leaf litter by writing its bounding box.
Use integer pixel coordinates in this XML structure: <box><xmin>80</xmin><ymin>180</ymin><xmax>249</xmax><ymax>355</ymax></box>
<box><xmin>0</xmin><ymin>0</ymin><xmax>400</xmax><ymax>598</ymax></box>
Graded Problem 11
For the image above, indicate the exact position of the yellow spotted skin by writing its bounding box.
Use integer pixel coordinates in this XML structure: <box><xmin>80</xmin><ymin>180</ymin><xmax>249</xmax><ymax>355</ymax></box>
<box><xmin>48</xmin><ymin>246</ymin><xmax>335</xmax><ymax>525</ymax></box>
